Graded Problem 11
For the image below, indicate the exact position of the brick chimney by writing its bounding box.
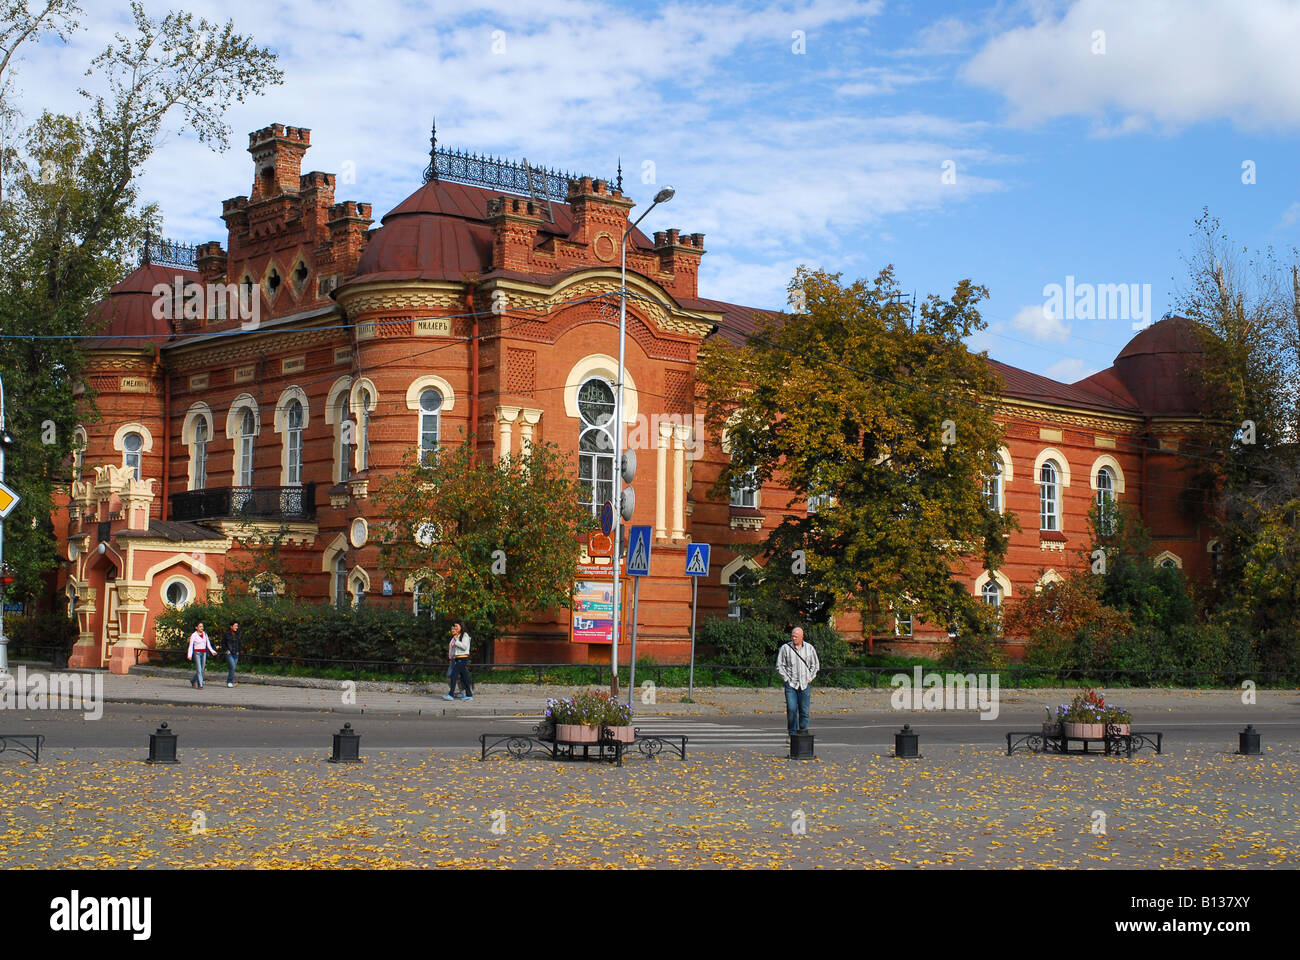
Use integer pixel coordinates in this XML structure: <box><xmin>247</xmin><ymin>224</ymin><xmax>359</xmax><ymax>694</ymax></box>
<box><xmin>487</xmin><ymin>195</ymin><xmax>545</xmax><ymax>271</ymax></box>
<box><xmin>249</xmin><ymin>124</ymin><xmax>312</xmax><ymax>200</ymax></box>
<box><xmin>567</xmin><ymin>177</ymin><xmax>633</xmax><ymax>246</ymax></box>
<box><xmin>653</xmin><ymin>228</ymin><xmax>706</xmax><ymax>298</ymax></box>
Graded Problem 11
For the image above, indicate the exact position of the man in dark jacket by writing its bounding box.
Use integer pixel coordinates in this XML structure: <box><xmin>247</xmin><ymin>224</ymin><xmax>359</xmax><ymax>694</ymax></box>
<box><xmin>223</xmin><ymin>622</ymin><xmax>242</xmax><ymax>687</ymax></box>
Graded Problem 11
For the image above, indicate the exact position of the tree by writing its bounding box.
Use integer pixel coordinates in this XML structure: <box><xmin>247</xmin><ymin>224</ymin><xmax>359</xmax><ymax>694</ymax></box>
<box><xmin>698</xmin><ymin>266</ymin><xmax>1018</xmax><ymax>643</ymax></box>
<box><xmin>1175</xmin><ymin>210</ymin><xmax>1300</xmax><ymax>590</ymax></box>
<box><xmin>373</xmin><ymin>438</ymin><xmax>596</xmax><ymax>654</ymax></box>
<box><xmin>0</xmin><ymin>2</ymin><xmax>281</xmax><ymax>605</ymax></box>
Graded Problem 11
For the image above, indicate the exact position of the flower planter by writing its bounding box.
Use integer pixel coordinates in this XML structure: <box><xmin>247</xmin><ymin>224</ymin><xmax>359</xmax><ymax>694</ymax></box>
<box><xmin>1063</xmin><ymin>722</ymin><xmax>1105</xmax><ymax>739</ymax></box>
<box><xmin>604</xmin><ymin>725</ymin><xmax>635</xmax><ymax>743</ymax></box>
<box><xmin>556</xmin><ymin>723</ymin><xmax>600</xmax><ymax>743</ymax></box>
<box><xmin>1107</xmin><ymin>723</ymin><xmax>1131</xmax><ymax>736</ymax></box>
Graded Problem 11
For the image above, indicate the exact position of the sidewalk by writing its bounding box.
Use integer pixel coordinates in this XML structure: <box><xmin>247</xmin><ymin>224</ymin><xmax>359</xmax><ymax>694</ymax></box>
<box><xmin>11</xmin><ymin>658</ymin><xmax>1298</xmax><ymax>717</ymax></box>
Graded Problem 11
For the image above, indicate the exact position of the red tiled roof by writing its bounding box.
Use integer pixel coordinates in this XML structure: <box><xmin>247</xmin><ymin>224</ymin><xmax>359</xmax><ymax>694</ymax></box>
<box><xmin>985</xmin><ymin>358</ymin><xmax>1140</xmax><ymax>414</ymax></box>
<box><xmin>689</xmin><ymin>297</ymin><xmax>780</xmax><ymax>346</ymax></box>
<box><xmin>85</xmin><ymin>263</ymin><xmax>194</xmax><ymax>350</ymax></box>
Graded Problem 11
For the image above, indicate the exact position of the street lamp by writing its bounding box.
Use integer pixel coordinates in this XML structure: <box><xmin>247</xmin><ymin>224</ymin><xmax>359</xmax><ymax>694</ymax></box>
<box><xmin>0</xmin><ymin>373</ymin><xmax>10</xmax><ymax>677</ymax></box>
<box><xmin>610</xmin><ymin>185</ymin><xmax>674</xmax><ymax>698</ymax></box>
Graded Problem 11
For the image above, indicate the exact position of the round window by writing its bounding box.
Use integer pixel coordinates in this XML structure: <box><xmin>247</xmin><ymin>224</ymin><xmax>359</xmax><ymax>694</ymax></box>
<box><xmin>165</xmin><ymin>580</ymin><xmax>190</xmax><ymax>607</ymax></box>
<box><xmin>124</xmin><ymin>432</ymin><xmax>143</xmax><ymax>453</ymax></box>
<box><xmin>577</xmin><ymin>379</ymin><xmax>615</xmax><ymax>427</ymax></box>
<box><xmin>419</xmin><ymin>388</ymin><xmax>443</xmax><ymax>412</ymax></box>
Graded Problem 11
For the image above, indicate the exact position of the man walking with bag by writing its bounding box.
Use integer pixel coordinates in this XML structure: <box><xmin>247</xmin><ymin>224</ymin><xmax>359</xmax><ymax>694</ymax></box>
<box><xmin>443</xmin><ymin>621</ymin><xmax>474</xmax><ymax>701</ymax></box>
<box><xmin>776</xmin><ymin>626</ymin><xmax>819</xmax><ymax>736</ymax></box>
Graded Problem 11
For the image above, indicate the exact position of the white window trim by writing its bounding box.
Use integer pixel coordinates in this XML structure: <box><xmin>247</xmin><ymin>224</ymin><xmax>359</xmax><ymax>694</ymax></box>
<box><xmin>1088</xmin><ymin>454</ymin><xmax>1125</xmax><ymax>494</ymax></box>
<box><xmin>113</xmin><ymin>421</ymin><xmax>155</xmax><ymax>454</ymax></box>
<box><xmin>325</xmin><ymin>378</ymin><xmax>355</xmax><ymax>483</ymax></box>
<box><xmin>273</xmin><ymin>386</ymin><xmax>311</xmax><ymax>487</ymax></box>
<box><xmin>973</xmin><ymin>569</ymin><xmax>1013</xmax><ymax>598</ymax></box>
<box><xmin>181</xmin><ymin>404</ymin><xmax>214</xmax><ymax>491</ymax></box>
<box><xmin>160</xmin><ymin>575</ymin><xmax>194</xmax><ymax>609</ymax></box>
<box><xmin>1035</xmin><ymin>569</ymin><xmax>1065</xmax><ymax>592</ymax></box>
<box><xmin>1153</xmin><ymin>550</ymin><xmax>1182</xmax><ymax>570</ymax></box>
<box><xmin>564</xmin><ymin>354</ymin><xmax>638</xmax><ymax>424</ymax></box>
<box><xmin>1038</xmin><ymin>458</ymin><xmax>1063</xmax><ymax>532</ymax></box>
<box><xmin>405</xmin><ymin>375</ymin><xmax>456</xmax><ymax>412</ymax></box>
<box><xmin>348</xmin><ymin>378</ymin><xmax>377</xmax><ymax>473</ymax></box>
<box><xmin>225</xmin><ymin>394</ymin><xmax>260</xmax><ymax>488</ymax></box>
<box><xmin>347</xmin><ymin>565</ymin><xmax>370</xmax><ymax>607</ymax></box>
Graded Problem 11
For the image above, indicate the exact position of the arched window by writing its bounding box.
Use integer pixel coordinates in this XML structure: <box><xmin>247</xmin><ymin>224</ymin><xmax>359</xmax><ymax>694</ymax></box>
<box><xmin>73</xmin><ymin>427</ymin><xmax>87</xmax><ymax>478</ymax></box>
<box><xmin>414</xmin><ymin>579</ymin><xmax>435</xmax><ymax>617</ymax></box>
<box><xmin>727</xmin><ymin>568</ymin><xmax>755</xmax><ymax>619</ymax></box>
<box><xmin>418</xmin><ymin>388</ymin><xmax>442</xmax><ymax>467</ymax></box>
<box><xmin>1210</xmin><ymin>540</ymin><xmax>1224</xmax><ymax>578</ymax></box>
<box><xmin>357</xmin><ymin>387</ymin><xmax>372</xmax><ymax>471</ymax></box>
<box><xmin>352</xmin><ymin>576</ymin><xmax>365</xmax><ymax>608</ymax></box>
<box><xmin>337</xmin><ymin>393</ymin><xmax>353</xmax><ymax>482</ymax></box>
<box><xmin>238</xmin><ymin>409</ymin><xmax>256</xmax><ymax>488</ymax></box>
<box><xmin>193</xmin><ymin>419</ymin><xmax>208</xmax><ymax>490</ymax></box>
<box><xmin>895</xmin><ymin>612</ymin><xmax>913</xmax><ymax>637</ymax></box>
<box><xmin>577</xmin><ymin>377</ymin><xmax>615</xmax><ymax>515</ymax></box>
<box><xmin>334</xmin><ymin>555</ymin><xmax>348</xmax><ymax>609</ymax></box>
<box><xmin>1159</xmin><ymin>555</ymin><xmax>1179</xmax><ymax>570</ymax></box>
<box><xmin>255</xmin><ymin>580</ymin><xmax>277</xmax><ymax>603</ymax></box>
<box><xmin>981</xmin><ymin>580</ymin><xmax>1002</xmax><ymax>606</ymax></box>
<box><xmin>983</xmin><ymin>460</ymin><xmax>1003</xmax><ymax>513</ymax></box>
<box><xmin>1039</xmin><ymin>460</ymin><xmax>1060</xmax><ymax>531</ymax></box>
<box><xmin>1096</xmin><ymin>465</ymin><xmax>1115</xmax><ymax>535</ymax></box>
<box><xmin>285</xmin><ymin>400</ymin><xmax>304</xmax><ymax>486</ymax></box>
<box><xmin>123</xmin><ymin>431</ymin><xmax>143</xmax><ymax>480</ymax></box>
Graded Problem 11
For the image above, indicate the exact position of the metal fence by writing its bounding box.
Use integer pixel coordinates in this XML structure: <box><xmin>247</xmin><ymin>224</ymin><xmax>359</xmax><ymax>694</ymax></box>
<box><xmin>7</xmin><ymin>644</ymin><xmax>1296</xmax><ymax>687</ymax></box>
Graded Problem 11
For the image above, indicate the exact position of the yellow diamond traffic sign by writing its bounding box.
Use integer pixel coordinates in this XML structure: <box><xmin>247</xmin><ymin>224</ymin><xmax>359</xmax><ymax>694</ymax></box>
<box><xmin>0</xmin><ymin>481</ymin><xmax>19</xmax><ymax>519</ymax></box>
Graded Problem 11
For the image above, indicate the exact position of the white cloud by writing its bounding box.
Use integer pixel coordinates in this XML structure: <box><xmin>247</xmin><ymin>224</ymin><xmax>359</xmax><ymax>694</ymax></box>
<box><xmin>1281</xmin><ymin>202</ymin><xmax>1300</xmax><ymax>228</ymax></box>
<box><xmin>1011</xmin><ymin>303</ymin><xmax>1071</xmax><ymax>342</ymax></box>
<box><xmin>1044</xmin><ymin>357</ymin><xmax>1099</xmax><ymax>383</ymax></box>
<box><xmin>4</xmin><ymin>0</ymin><xmax>1010</xmax><ymax>312</ymax></box>
<box><xmin>963</xmin><ymin>0</ymin><xmax>1300</xmax><ymax>132</ymax></box>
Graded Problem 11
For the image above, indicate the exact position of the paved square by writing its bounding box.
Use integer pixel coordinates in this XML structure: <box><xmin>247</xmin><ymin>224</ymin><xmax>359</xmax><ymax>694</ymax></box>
<box><xmin>0</xmin><ymin>745</ymin><xmax>1295</xmax><ymax>868</ymax></box>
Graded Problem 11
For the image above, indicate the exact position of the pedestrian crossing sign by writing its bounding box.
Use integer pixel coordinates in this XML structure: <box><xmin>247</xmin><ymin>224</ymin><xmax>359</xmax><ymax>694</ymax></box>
<box><xmin>626</xmin><ymin>525</ymin><xmax>652</xmax><ymax>577</ymax></box>
<box><xmin>684</xmin><ymin>542</ymin><xmax>710</xmax><ymax>577</ymax></box>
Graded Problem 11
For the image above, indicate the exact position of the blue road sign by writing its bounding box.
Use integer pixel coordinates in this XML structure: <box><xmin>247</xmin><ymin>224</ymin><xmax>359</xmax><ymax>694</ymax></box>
<box><xmin>626</xmin><ymin>525</ymin><xmax>653</xmax><ymax>577</ymax></box>
<box><xmin>684</xmin><ymin>542</ymin><xmax>711</xmax><ymax>577</ymax></box>
<box><xmin>600</xmin><ymin>500</ymin><xmax>615</xmax><ymax>537</ymax></box>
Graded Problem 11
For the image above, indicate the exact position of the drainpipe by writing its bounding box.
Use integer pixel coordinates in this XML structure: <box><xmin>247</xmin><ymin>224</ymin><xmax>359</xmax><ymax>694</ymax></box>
<box><xmin>468</xmin><ymin>286</ymin><xmax>479</xmax><ymax>465</ymax></box>
<box><xmin>158</xmin><ymin>345</ymin><xmax>169</xmax><ymax>521</ymax></box>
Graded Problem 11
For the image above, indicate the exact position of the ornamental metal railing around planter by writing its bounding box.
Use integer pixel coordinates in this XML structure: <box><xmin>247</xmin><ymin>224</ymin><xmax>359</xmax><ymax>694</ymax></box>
<box><xmin>169</xmin><ymin>483</ymin><xmax>316</xmax><ymax>523</ymax></box>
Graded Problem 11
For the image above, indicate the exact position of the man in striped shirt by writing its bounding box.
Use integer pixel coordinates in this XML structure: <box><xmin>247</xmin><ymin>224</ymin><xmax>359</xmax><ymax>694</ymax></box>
<box><xmin>776</xmin><ymin>626</ymin><xmax>820</xmax><ymax>736</ymax></box>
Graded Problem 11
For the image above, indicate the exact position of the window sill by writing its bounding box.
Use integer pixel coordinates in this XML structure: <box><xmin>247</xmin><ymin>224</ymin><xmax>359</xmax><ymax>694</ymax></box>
<box><xmin>729</xmin><ymin>512</ymin><xmax>765</xmax><ymax>531</ymax></box>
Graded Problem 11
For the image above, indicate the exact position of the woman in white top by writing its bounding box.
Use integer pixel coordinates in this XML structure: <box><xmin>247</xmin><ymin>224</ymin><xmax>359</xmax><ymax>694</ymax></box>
<box><xmin>187</xmin><ymin>622</ymin><xmax>216</xmax><ymax>689</ymax></box>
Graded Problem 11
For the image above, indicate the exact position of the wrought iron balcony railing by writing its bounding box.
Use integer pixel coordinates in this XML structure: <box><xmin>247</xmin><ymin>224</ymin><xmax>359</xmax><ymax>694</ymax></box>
<box><xmin>170</xmin><ymin>484</ymin><xmax>317</xmax><ymax>523</ymax></box>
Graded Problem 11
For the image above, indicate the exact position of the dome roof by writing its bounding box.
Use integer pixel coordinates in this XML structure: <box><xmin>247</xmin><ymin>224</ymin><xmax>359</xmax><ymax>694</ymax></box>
<box><xmin>342</xmin><ymin>177</ymin><xmax>654</xmax><ymax>289</ymax></box>
<box><xmin>86</xmin><ymin>263</ymin><xmax>195</xmax><ymax>350</ymax></box>
<box><xmin>1110</xmin><ymin>314</ymin><xmax>1206</xmax><ymax>417</ymax></box>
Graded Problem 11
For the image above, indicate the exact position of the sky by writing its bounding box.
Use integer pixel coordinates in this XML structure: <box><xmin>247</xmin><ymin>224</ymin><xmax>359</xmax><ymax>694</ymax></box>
<box><xmin>9</xmin><ymin>0</ymin><xmax>1300</xmax><ymax>385</ymax></box>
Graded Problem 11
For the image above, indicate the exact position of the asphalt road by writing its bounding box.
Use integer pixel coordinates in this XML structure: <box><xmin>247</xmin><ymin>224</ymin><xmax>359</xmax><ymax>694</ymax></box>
<box><xmin>3</xmin><ymin>703</ymin><xmax>1296</xmax><ymax>752</ymax></box>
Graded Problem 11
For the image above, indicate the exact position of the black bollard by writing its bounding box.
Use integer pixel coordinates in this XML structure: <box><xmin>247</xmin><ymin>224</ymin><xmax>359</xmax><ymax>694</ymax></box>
<box><xmin>894</xmin><ymin>723</ymin><xmax>920</xmax><ymax>759</ymax></box>
<box><xmin>147</xmin><ymin>722</ymin><xmax>178</xmax><ymax>764</ymax></box>
<box><xmin>789</xmin><ymin>731</ymin><xmax>815</xmax><ymax>759</ymax></box>
<box><xmin>1237</xmin><ymin>724</ymin><xmax>1261</xmax><ymax>755</ymax></box>
<box><xmin>329</xmin><ymin>722</ymin><xmax>361</xmax><ymax>763</ymax></box>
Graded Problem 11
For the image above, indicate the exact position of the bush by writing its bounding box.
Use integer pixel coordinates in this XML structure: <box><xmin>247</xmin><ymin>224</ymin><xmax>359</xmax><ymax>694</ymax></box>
<box><xmin>5</xmin><ymin>611</ymin><xmax>77</xmax><ymax>658</ymax></box>
<box><xmin>697</xmin><ymin>617</ymin><xmax>849</xmax><ymax>671</ymax></box>
<box><xmin>154</xmin><ymin>598</ymin><xmax>456</xmax><ymax>664</ymax></box>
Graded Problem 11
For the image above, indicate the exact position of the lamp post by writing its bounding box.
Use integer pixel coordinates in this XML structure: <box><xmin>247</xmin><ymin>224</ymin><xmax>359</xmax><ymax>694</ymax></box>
<box><xmin>0</xmin><ymin>373</ymin><xmax>9</xmax><ymax>677</ymax></box>
<box><xmin>610</xmin><ymin>185</ymin><xmax>674</xmax><ymax>698</ymax></box>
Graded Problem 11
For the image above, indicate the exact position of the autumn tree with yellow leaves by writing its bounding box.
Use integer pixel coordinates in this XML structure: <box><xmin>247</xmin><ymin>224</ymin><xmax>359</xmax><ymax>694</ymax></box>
<box><xmin>699</xmin><ymin>266</ymin><xmax>1017</xmax><ymax>651</ymax></box>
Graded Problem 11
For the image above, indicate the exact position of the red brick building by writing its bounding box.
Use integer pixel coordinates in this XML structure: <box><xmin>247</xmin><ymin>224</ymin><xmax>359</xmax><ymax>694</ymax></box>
<box><xmin>54</xmin><ymin>122</ymin><xmax>1214</xmax><ymax>672</ymax></box>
